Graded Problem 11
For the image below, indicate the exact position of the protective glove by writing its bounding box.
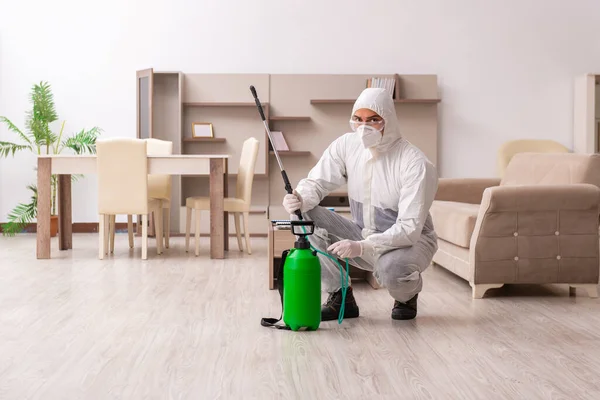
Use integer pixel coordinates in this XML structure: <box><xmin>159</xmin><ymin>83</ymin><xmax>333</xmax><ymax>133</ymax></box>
<box><xmin>283</xmin><ymin>190</ymin><xmax>302</xmax><ymax>214</ymax></box>
<box><xmin>327</xmin><ymin>240</ymin><xmax>363</xmax><ymax>259</ymax></box>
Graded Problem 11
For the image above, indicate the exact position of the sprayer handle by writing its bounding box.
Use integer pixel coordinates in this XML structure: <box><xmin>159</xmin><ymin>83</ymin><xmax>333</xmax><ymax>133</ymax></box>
<box><xmin>281</xmin><ymin>170</ymin><xmax>302</xmax><ymax>220</ymax></box>
<box><xmin>249</xmin><ymin>85</ymin><xmax>266</xmax><ymax>121</ymax></box>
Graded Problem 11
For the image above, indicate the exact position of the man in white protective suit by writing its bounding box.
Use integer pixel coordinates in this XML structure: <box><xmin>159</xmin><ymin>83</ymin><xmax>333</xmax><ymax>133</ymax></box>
<box><xmin>282</xmin><ymin>87</ymin><xmax>439</xmax><ymax>321</ymax></box>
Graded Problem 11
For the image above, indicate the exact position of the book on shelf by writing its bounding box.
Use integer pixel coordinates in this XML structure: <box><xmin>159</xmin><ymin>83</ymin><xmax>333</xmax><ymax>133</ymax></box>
<box><xmin>367</xmin><ymin>77</ymin><xmax>396</xmax><ymax>99</ymax></box>
<box><xmin>270</xmin><ymin>131</ymin><xmax>289</xmax><ymax>151</ymax></box>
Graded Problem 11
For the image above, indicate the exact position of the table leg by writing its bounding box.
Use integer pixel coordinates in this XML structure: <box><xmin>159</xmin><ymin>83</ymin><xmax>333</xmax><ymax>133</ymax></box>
<box><xmin>36</xmin><ymin>158</ymin><xmax>52</xmax><ymax>259</ymax></box>
<box><xmin>58</xmin><ymin>174</ymin><xmax>72</xmax><ymax>250</ymax></box>
<box><xmin>224</xmin><ymin>158</ymin><xmax>229</xmax><ymax>251</ymax></box>
<box><xmin>210</xmin><ymin>158</ymin><xmax>225</xmax><ymax>259</ymax></box>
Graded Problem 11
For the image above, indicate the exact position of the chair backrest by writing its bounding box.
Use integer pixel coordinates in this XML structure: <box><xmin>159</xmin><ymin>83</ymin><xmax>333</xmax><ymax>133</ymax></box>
<box><xmin>97</xmin><ymin>138</ymin><xmax>148</xmax><ymax>215</ymax></box>
<box><xmin>501</xmin><ymin>152</ymin><xmax>600</xmax><ymax>187</ymax></box>
<box><xmin>236</xmin><ymin>137</ymin><xmax>260</xmax><ymax>204</ymax></box>
<box><xmin>497</xmin><ymin>139</ymin><xmax>570</xmax><ymax>177</ymax></box>
<box><xmin>144</xmin><ymin>138</ymin><xmax>173</xmax><ymax>200</ymax></box>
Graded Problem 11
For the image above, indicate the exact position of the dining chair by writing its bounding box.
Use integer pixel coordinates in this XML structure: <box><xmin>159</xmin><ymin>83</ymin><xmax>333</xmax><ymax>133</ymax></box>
<box><xmin>496</xmin><ymin>139</ymin><xmax>569</xmax><ymax>177</ymax></box>
<box><xmin>97</xmin><ymin>138</ymin><xmax>163</xmax><ymax>260</ymax></box>
<box><xmin>146</xmin><ymin>138</ymin><xmax>173</xmax><ymax>248</ymax></box>
<box><xmin>113</xmin><ymin>138</ymin><xmax>173</xmax><ymax>250</ymax></box>
<box><xmin>185</xmin><ymin>137</ymin><xmax>259</xmax><ymax>256</ymax></box>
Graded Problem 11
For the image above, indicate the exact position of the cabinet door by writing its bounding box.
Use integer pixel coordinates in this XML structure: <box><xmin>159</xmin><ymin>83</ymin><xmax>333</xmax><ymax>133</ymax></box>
<box><xmin>136</xmin><ymin>68</ymin><xmax>154</xmax><ymax>139</ymax></box>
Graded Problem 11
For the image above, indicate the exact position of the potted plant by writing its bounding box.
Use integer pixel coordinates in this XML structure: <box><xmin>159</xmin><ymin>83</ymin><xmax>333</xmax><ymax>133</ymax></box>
<box><xmin>0</xmin><ymin>81</ymin><xmax>102</xmax><ymax>236</ymax></box>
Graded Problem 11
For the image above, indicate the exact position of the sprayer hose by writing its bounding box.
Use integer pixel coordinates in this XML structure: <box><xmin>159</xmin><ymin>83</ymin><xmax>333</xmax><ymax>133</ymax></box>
<box><xmin>301</xmin><ymin>225</ymin><xmax>350</xmax><ymax>325</ymax></box>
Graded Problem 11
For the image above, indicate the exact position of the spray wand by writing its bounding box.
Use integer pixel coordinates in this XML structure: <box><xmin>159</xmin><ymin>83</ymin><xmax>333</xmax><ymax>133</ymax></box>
<box><xmin>250</xmin><ymin>86</ymin><xmax>350</xmax><ymax>325</ymax></box>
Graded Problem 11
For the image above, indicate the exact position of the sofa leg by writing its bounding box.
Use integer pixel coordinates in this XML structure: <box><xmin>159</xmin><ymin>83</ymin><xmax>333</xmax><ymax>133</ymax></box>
<box><xmin>470</xmin><ymin>283</ymin><xmax>504</xmax><ymax>299</ymax></box>
<box><xmin>569</xmin><ymin>284</ymin><xmax>599</xmax><ymax>298</ymax></box>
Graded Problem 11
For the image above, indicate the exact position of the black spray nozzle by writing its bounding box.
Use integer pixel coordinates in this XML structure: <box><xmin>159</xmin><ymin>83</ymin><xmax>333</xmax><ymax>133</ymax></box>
<box><xmin>249</xmin><ymin>85</ymin><xmax>266</xmax><ymax>121</ymax></box>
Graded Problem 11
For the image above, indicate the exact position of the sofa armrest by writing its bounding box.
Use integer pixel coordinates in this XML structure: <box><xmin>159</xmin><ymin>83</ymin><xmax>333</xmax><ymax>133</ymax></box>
<box><xmin>482</xmin><ymin>184</ymin><xmax>600</xmax><ymax>212</ymax></box>
<box><xmin>469</xmin><ymin>184</ymin><xmax>600</xmax><ymax>285</ymax></box>
<box><xmin>435</xmin><ymin>178</ymin><xmax>501</xmax><ymax>204</ymax></box>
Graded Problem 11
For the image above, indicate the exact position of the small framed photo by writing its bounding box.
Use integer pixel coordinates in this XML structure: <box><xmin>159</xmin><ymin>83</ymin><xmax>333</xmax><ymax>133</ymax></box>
<box><xmin>192</xmin><ymin>122</ymin><xmax>214</xmax><ymax>138</ymax></box>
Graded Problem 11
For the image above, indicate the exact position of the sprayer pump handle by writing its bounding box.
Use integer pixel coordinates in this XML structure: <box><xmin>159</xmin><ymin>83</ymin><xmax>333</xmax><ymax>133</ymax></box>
<box><xmin>249</xmin><ymin>85</ymin><xmax>266</xmax><ymax>121</ymax></box>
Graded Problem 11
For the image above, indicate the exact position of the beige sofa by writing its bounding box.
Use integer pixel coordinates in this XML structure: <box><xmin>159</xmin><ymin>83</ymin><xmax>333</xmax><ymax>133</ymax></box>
<box><xmin>430</xmin><ymin>153</ymin><xmax>600</xmax><ymax>299</ymax></box>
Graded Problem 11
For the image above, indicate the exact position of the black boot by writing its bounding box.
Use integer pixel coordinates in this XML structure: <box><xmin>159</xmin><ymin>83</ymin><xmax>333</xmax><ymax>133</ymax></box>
<box><xmin>391</xmin><ymin>294</ymin><xmax>418</xmax><ymax>320</ymax></box>
<box><xmin>321</xmin><ymin>286</ymin><xmax>360</xmax><ymax>321</ymax></box>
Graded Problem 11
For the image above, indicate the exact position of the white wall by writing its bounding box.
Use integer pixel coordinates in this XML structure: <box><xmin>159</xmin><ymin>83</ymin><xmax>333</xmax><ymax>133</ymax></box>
<box><xmin>2</xmin><ymin>0</ymin><xmax>600</xmax><ymax>223</ymax></box>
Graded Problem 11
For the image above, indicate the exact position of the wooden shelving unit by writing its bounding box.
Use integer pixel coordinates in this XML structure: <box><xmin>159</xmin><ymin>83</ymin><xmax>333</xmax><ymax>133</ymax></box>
<box><xmin>183</xmin><ymin>137</ymin><xmax>226</xmax><ymax>143</ymax></box>
<box><xmin>136</xmin><ymin>70</ymin><xmax>440</xmax><ymax>233</ymax></box>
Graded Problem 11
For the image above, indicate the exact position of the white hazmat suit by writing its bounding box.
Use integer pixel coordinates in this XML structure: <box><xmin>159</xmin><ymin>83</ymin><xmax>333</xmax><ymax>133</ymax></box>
<box><xmin>284</xmin><ymin>88</ymin><xmax>439</xmax><ymax>304</ymax></box>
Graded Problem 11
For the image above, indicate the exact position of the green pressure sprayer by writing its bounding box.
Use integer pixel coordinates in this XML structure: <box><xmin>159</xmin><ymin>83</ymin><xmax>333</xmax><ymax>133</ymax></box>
<box><xmin>250</xmin><ymin>85</ymin><xmax>350</xmax><ymax>331</ymax></box>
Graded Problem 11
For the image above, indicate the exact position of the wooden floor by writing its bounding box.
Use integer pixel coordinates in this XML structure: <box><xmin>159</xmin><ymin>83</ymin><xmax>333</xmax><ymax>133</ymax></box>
<box><xmin>1</xmin><ymin>234</ymin><xmax>600</xmax><ymax>399</ymax></box>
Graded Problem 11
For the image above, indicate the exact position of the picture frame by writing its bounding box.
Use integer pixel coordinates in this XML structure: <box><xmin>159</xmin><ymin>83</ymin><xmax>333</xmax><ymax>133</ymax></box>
<box><xmin>192</xmin><ymin>122</ymin><xmax>214</xmax><ymax>138</ymax></box>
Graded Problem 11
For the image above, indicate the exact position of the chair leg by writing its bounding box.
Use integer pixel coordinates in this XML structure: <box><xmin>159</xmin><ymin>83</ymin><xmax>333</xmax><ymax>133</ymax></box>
<box><xmin>243</xmin><ymin>212</ymin><xmax>251</xmax><ymax>255</ymax></box>
<box><xmin>99</xmin><ymin>214</ymin><xmax>105</xmax><ymax>259</ymax></box>
<box><xmin>127</xmin><ymin>215</ymin><xmax>134</xmax><ymax>248</ymax></box>
<box><xmin>142</xmin><ymin>214</ymin><xmax>148</xmax><ymax>260</ymax></box>
<box><xmin>104</xmin><ymin>215</ymin><xmax>110</xmax><ymax>256</ymax></box>
<box><xmin>195</xmin><ymin>209</ymin><xmax>201</xmax><ymax>257</ymax></box>
<box><xmin>164</xmin><ymin>206</ymin><xmax>170</xmax><ymax>249</ymax></box>
<box><xmin>109</xmin><ymin>215</ymin><xmax>116</xmax><ymax>254</ymax></box>
<box><xmin>149</xmin><ymin>212</ymin><xmax>155</xmax><ymax>237</ymax></box>
<box><xmin>185</xmin><ymin>206</ymin><xmax>192</xmax><ymax>252</ymax></box>
<box><xmin>234</xmin><ymin>212</ymin><xmax>243</xmax><ymax>252</ymax></box>
<box><xmin>155</xmin><ymin>208</ymin><xmax>163</xmax><ymax>255</ymax></box>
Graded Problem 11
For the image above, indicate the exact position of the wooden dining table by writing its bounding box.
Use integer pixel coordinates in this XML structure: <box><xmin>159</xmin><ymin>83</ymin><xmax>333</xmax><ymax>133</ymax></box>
<box><xmin>36</xmin><ymin>154</ymin><xmax>230</xmax><ymax>259</ymax></box>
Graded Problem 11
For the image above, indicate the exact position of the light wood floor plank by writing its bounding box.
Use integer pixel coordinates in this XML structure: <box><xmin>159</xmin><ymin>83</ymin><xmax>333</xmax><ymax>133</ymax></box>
<box><xmin>1</xmin><ymin>234</ymin><xmax>600</xmax><ymax>399</ymax></box>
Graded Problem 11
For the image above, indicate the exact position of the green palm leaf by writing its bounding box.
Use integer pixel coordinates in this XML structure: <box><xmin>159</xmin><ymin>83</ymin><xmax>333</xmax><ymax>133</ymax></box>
<box><xmin>26</xmin><ymin>81</ymin><xmax>58</xmax><ymax>147</ymax></box>
<box><xmin>1</xmin><ymin>184</ymin><xmax>37</xmax><ymax>236</ymax></box>
<box><xmin>0</xmin><ymin>141</ymin><xmax>30</xmax><ymax>158</ymax></box>
<box><xmin>62</xmin><ymin>127</ymin><xmax>102</xmax><ymax>154</ymax></box>
<box><xmin>0</xmin><ymin>116</ymin><xmax>31</xmax><ymax>145</ymax></box>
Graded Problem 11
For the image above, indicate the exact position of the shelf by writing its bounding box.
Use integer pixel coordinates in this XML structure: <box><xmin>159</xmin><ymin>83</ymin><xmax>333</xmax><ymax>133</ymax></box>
<box><xmin>395</xmin><ymin>99</ymin><xmax>441</xmax><ymax>104</ymax></box>
<box><xmin>269</xmin><ymin>116</ymin><xmax>311</xmax><ymax>121</ymax></box>
<box><xmin>310</xmin><ymin>99</ymin><xmax>355</xmax><ymax>104</ymax></box>
<box><xmin>270</xmin><ymin>151</ymin><xmax>311</xmax><ymax>156</ymax></box>
<box><xmin>310</xmin><ymin>99</ymin><xmax>440</xmax><ymax>104</ymax></box>
<box><xmin>183</xmin><ymin>137</ymin><xmax>226</xmax><ymax>143</ymax></box>
<box><xmin>181</xmin><ymin>173</ymin><xmax>268</xmax><ymax>178</ymax></box>
<box><xmin>183</xmin><ymin>102</ymin><xmax>268</xmax><ymax>107</ymax></box>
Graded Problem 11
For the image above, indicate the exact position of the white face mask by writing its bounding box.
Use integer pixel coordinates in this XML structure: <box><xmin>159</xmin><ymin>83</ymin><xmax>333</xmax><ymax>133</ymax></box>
<box><xmin>357</xmin><ymin>125</ymin><xmax>382</xmax><ymax>149</ymax></box>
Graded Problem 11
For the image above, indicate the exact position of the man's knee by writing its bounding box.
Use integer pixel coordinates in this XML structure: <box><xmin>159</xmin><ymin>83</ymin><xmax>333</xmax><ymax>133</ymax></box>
<box><xmin>375</xmin><ymin>254</ymin><xmax>425</xmax><ymax>301</ymax></box>
<box><xmin>376</xmin><ymin>258</ymin><xmax>421</xmax><ymax>288</ymax></box>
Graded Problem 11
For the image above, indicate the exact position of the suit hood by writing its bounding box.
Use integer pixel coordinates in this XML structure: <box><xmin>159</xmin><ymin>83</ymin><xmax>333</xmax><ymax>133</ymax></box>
<box><xmin>351</xmin><ymin>88</ymin><xmax>401</xmax><ymax>152</ymax></box>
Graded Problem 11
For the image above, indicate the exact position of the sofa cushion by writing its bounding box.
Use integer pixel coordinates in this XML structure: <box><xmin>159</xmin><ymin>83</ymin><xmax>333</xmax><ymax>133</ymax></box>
<box><xmin>430</xmin><ymin>200</ymin><xmax>480</xmax><ymax>248</ymax></box>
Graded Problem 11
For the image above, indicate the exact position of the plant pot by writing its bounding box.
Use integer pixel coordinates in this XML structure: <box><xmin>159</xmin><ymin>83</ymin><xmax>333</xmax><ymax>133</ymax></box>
<box><xmin>50</xmin><ymin>215</ymin><xmax>58</xmax><ymax>237</ymax></box>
